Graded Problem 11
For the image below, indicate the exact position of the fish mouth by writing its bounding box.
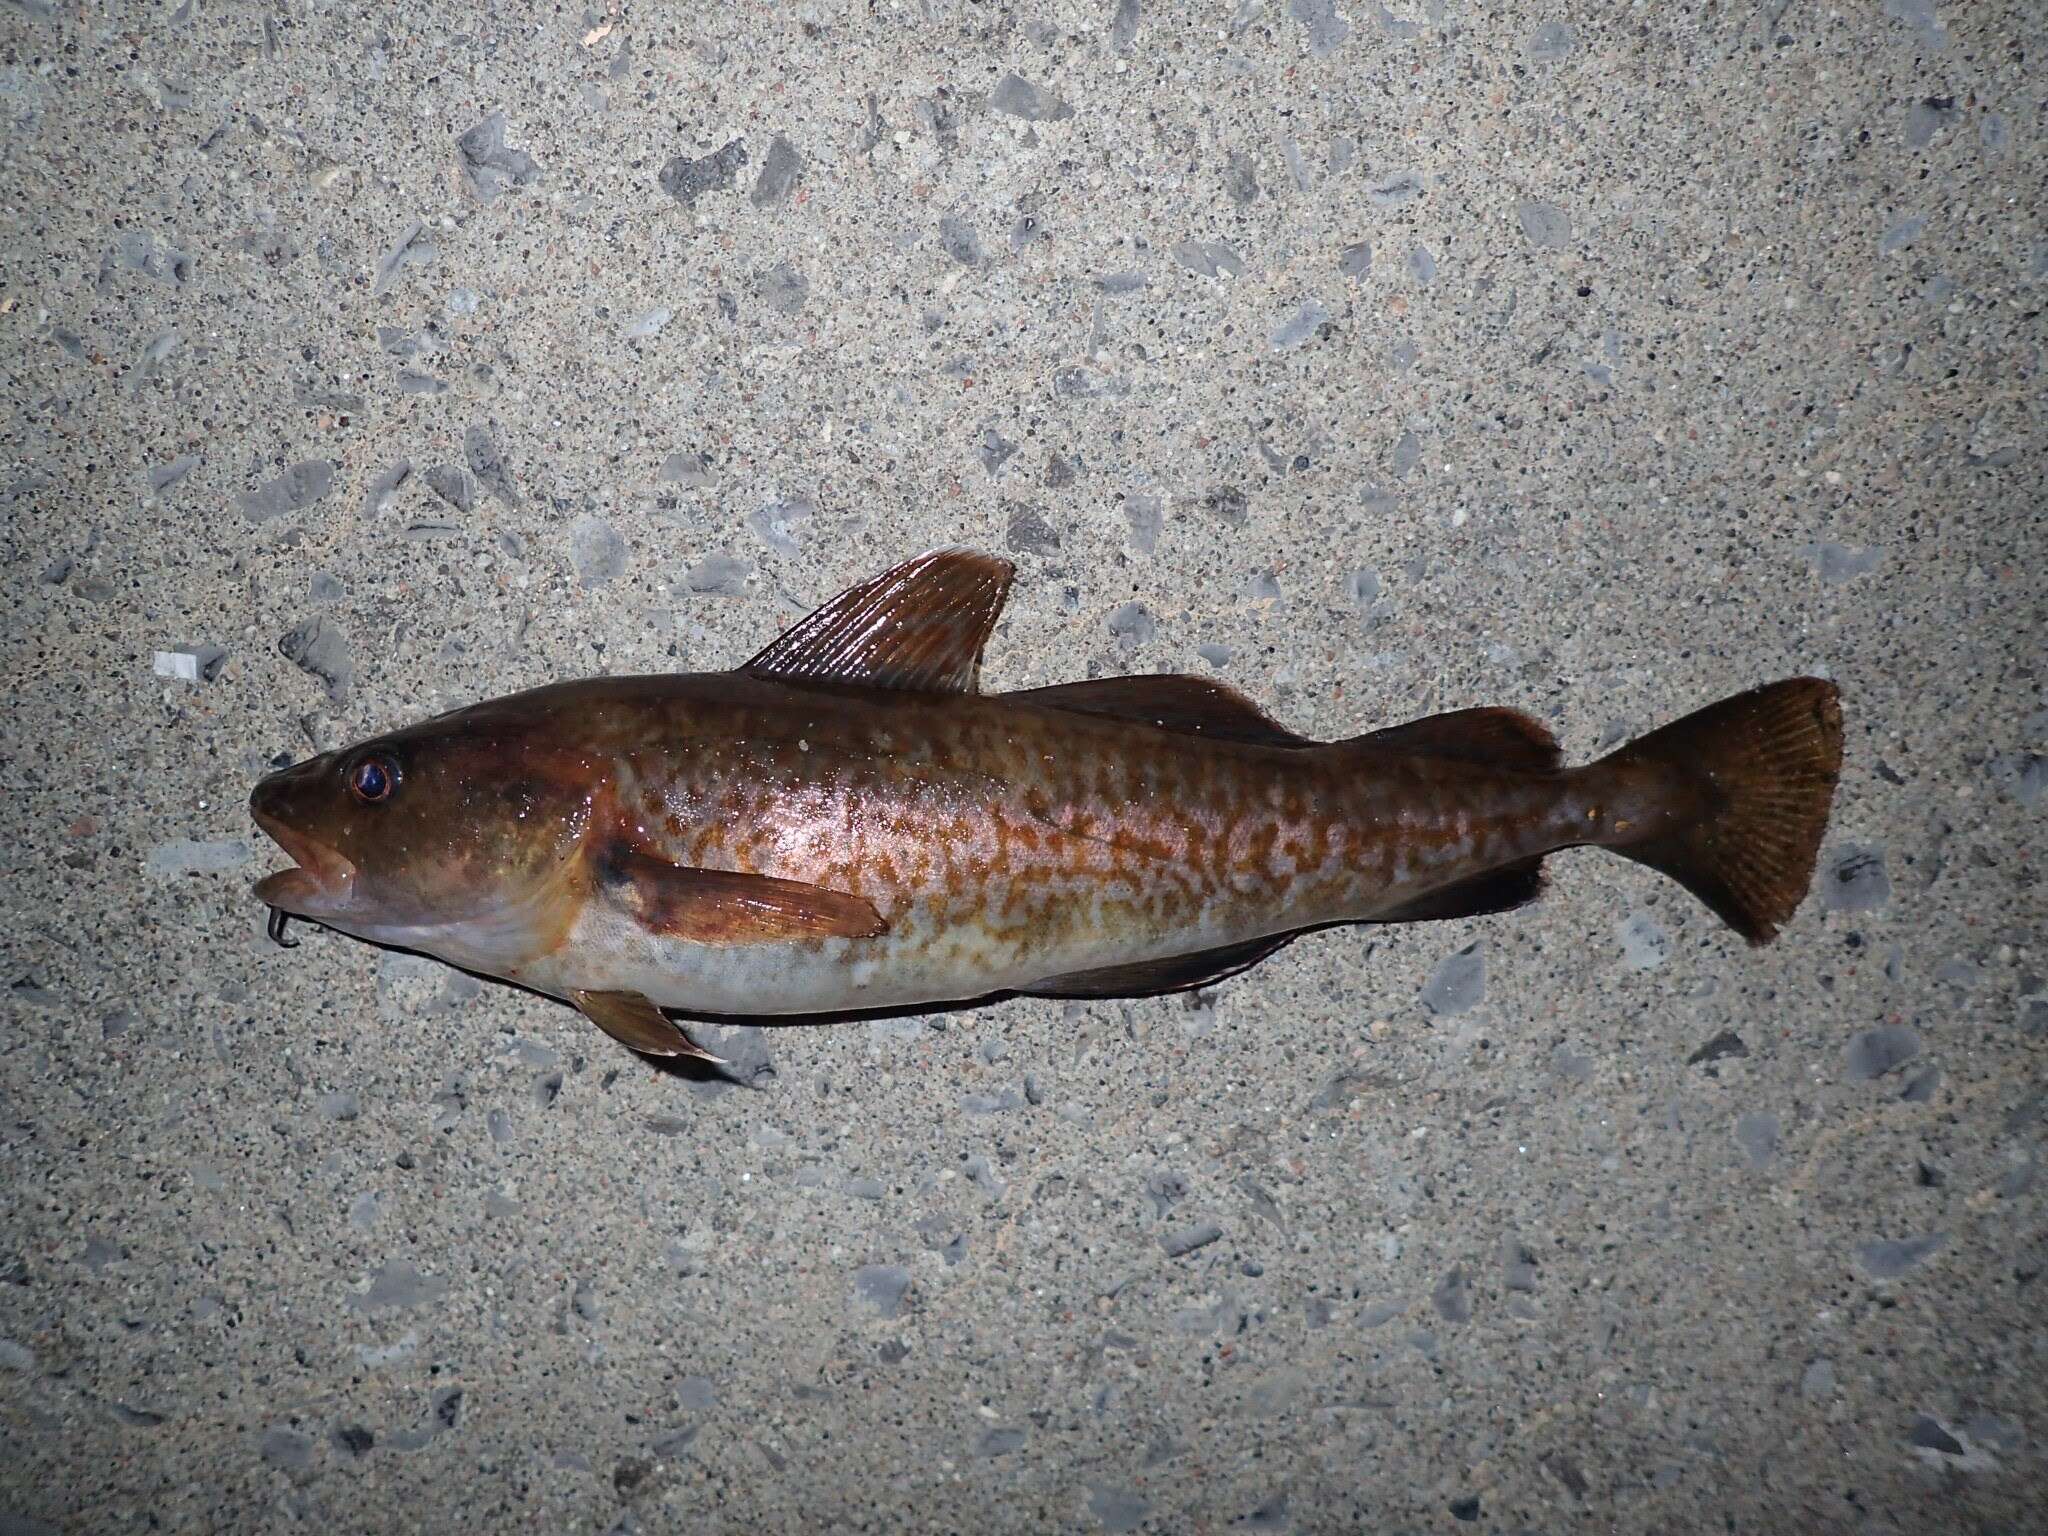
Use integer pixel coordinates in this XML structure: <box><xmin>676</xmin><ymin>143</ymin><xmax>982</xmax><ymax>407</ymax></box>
<box><xmin>252</xmin><ymin>807</ymin><xmax>358</xmax><ymax>917</ymax></box>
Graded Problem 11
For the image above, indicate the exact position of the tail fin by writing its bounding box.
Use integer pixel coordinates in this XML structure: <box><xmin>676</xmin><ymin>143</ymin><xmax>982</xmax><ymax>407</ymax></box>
<box><xmin>1596</xmin><ymin>678</ymin><xmax>1843</xmax><ymax>945</ymax></box>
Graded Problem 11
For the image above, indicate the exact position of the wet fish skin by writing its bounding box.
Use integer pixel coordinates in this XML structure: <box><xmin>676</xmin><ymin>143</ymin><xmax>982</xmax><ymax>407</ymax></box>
<box><xmin>251</xmin><ymin>549</ymin><xmax>1844</xmax><ymax>1057</ymax></box>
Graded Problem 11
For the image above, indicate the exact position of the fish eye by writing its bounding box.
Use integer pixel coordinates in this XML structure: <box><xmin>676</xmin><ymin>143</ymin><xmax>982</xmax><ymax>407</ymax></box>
<box><xmin>348</xmin><ymin>754</ymin><xmax>400</xmax><ymax>804</ymax></box>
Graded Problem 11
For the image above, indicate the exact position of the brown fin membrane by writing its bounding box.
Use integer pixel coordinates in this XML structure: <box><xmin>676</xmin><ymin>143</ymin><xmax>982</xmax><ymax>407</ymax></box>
<box><xmin>1027</xmin><ymin>933</ymin><xmax>1297</xmax><ymax>998</ymax></box>
<box><xmin>1376</xmin><ymin>857</ymin><xmax>1547</xmax><ymax>923</ymax></box>
<box><xmin>595</xmin><ymin>846</ymin><xmax>887</xmax><ymax>944</ymax></box>
<box><xmin>572</xmin><ymin>989</ymin><xmax>726</xmax><ymax>1063</ymax></box>
<box><xmin>1012</xmin><ymin>676</ymin><xmax>1313</xmax><ymax>748</ymax></box>
<box><xmin>1351</xmin><ymin>706</ymin><xmax>1562</xmax><ymax>771</ymax></box>
<box><xmin>743</xmin><ymin>547</ymin><xmax>1014</xmax><ymax>694</ymax></box>
<box><xmin>1595</xmin><ymin>677</ymin><xmax>1843</xmax><ymax>946</ymax></box>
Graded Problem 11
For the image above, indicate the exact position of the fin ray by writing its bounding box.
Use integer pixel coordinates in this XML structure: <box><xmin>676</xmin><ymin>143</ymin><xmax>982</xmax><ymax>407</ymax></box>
<box><xmin>744</xmin><ymin>547</ymin><xmax>1013</xmax><ymax>694</ymax></box>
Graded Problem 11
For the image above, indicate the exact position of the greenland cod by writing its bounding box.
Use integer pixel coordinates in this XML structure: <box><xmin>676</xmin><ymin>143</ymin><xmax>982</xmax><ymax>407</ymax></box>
<box><xmin>252</xmin><ymin>549</ymin><xmax>1845</xmax><ymax>1063</ymax></box>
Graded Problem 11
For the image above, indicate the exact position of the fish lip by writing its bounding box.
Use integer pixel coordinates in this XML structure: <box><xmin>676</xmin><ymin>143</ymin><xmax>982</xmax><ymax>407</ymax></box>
<box><xmin>251</xmin><ymin>807</ymin><xmax>357</xmax><ymax>914</ymax></box>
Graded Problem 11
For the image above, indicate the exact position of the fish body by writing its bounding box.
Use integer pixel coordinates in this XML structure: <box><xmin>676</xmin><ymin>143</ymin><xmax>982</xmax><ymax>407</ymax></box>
<box><xmin>252</xmin><ymin>550</ymin><xmax>1844</xmax><ymax>1058</ymax></box>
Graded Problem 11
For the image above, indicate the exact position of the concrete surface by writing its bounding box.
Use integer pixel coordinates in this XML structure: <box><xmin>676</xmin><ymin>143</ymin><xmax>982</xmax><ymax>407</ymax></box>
<box><xmin>2</xmin><ymin>1</ymin><xmax>2042</xmax><ymax>1531</ymax></box>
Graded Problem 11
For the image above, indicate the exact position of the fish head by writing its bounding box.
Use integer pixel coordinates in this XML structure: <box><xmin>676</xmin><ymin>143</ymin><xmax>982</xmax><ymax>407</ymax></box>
<box><xmin>251</xmin><ymin>708</ymin><xmax>598</xmax><ymax>958</ymax></box>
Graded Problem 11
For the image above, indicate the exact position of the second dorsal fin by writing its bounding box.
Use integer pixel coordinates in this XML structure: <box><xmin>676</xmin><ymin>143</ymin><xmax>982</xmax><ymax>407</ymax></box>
<box><xmin>1010</xmin><ymin>675</ymin><xmax>1314</xmax><ymax>748</ymax></box>
<box><xmin>743</xmin><ymin>548</ymin><xmax>1014</xmax><ymax>694</ymax></box>
<box><xmin>1349</xmin><ymin>706</ymin><xmax>1562</xmax><ymax>771</ymax></box>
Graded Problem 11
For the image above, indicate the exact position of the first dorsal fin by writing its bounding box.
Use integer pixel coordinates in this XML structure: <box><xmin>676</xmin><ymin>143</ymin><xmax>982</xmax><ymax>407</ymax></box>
<box><xmin>1010</xmin><ymin>675</ymin><xmax>1314</xmax><ymax>748</ymax></box>
<box><xmin>1349</xmin><ymin>706</ymin><xmax>1562</xmax><ymax>772</ymax></box>
<box><xmin>743</xmin><ymin>548</ymin><xmax>1014</xmax><ymax>694</ymax></box>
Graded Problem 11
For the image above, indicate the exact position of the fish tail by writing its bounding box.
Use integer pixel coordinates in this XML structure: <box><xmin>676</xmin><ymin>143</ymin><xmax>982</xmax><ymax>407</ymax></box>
<box><xmin>1589</xmin><ymin>678</ymin><xmax>1843</xmax><ymax>945</ymax></box>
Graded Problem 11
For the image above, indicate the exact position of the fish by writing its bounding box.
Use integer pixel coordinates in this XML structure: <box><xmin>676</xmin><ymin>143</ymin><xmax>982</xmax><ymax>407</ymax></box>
<box><xmin>252</xmin><ymin>548</ymin><xmax>1845</xmax><ymax>1062</ymax></box>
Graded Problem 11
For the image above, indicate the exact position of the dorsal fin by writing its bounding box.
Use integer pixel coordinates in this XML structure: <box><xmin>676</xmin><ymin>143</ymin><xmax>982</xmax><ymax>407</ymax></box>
<box><xmin>1349</xmin><ymin>706</ymin><xmax>1561</xmax><ymax>771</ymax></box>
<box><xmin>1010</xmin><ymin>675</ymin><xmax>1314</xmax><ymax>748</ymax></box>
<box><xmin>743</xmin><ymin>548</ymin><xmax>1014</xmax><ymax>694</ymax></box>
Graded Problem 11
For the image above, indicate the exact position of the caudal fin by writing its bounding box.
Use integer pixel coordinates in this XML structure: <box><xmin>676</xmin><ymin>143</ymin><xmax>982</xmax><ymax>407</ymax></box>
<box><xmin>1596</xmin><ymin>678</ymin><xmax>1843</xmax><ymax>945</ymax></box>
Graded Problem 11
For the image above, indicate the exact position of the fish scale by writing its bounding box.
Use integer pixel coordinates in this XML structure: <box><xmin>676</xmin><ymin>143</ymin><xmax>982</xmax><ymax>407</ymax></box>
<box><xmin>252</xmin><ymin>549</ymin><xmax>1844</xmax><ymax>1060</ymax></box>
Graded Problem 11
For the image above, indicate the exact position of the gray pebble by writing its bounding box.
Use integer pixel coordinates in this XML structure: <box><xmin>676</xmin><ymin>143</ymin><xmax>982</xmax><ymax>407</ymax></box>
<box><xmin>683</xmin><ymin>553</ymin><xmax>752</xmax><ymax>595</ymax></box>
<box><xmin>240</xmin><ymin>460</ymin><xmax>334</xmax><ymax>522</ymax></box>
<box><xmin>1004</xmin><ymin>504</ymin><xmax>1060</xmax><ymax>555</ymax></box>
<box><xmin>396</xmin><ymin>369</ymin><xmax>446</xmax><ymax>395</ymax></box>
<box><xmin>1203</xmin><ymin>484</ymin><xmax>1248</xmax><ymax>525</ymax></box>
<box><xmin>371</xmin><ymin>220</ymin><xmax>436</xmax><ymax>297</ymax></box>
<box><xmin>1517</xmin><ymin>200</ymin><xmax>1572</xmax><ymax>249</ymax></box>
<box><xmin>1366</xmin><ymin>171</ymin><xmax>1424</xmax><ymax>210</ymax></box>
<box><xmin>0</xmin><ymin>1339</ymin><xmax>36</xmax><ymax>1372</ymax></box>
<box><xmin>662</xmin><ymin>451</ymin><xmax>715</xmax><ymax>488</ymax></box>
<box><xmin>464</xmin><ymin>423</ymin><xmax>519</xmax><ymax>506</ymax></box>
<box><xmin>1052</xmin><ymin>366</ymin><xmax>1129</xmax><ymax>400</ymax></box>
<box><xmin>978</xmin><ymin>426</ymin><xmax>1017</xmax><ymax>475</ymax></box>
<box><xmin>1501</xmin><ymin>1237</ymin><xmax>1539</xmax><ymax>1293</ymax></box>
<box><xmin>1289</xmin><ymin>0</ymin><xmax>1351</xmax><ymax>55</ymax></box>
<box><xmin>1432</xmin><ymin>1266</ymin><xmax>1471</xmax><ymax>1323</ymax></box>
<box><xmin>363</xmin><ymin>461</ymin><xmax>411</xmax><ymax>517</ymax></box>
<box><xmin>455</xmin><ymin>112</ymin><xmax>540</xmax><ymax>203</ymax></box>
<box><xmin>1882</xmin><ymin>0</ymin><xmax>1946</xmax><ymax>47</ymax></box>
<box><xmin>977</xmin><ymin>1425</ymin><xmax>1027</xmax><ymax>1457</ymax></box>
<box><xmin>750</xmin><ymin>134</ymin><xmax>802</xmax><ymax>206</ymax></box>
<box><xmin>318</xmin><ymin>1091</ymin><xmax>360</xmax><ymax>1122</ymax></box>
<box><xmin>988</xmin><ymin>73</ymin><xmax>1073</xmax><ymax>122</ymax></box>
<box><xmin>1735</xmin><ymin>1112</ymin><xmax>1780</xmax><ymax>1168</ymax></box>
<box><xmin>424</xmin><ymin>464</ymin><xmax>474</xmax><ymax>512</ymax></box>
<box><xmin>623</xmin><ymin>307</ymin><xmax>671</xmax><ymax>340</ymax></box>
<box><xmin>1879</xmin><ymin>214</ymin><xmax>1926</xmax><ymax>255</ymax></box>
<box><xmin>1270</xmin><ymin>300</ymin><xmax>1328</xmax><ymax>350</ymax></box>
<box><xmin>1347</xmin><ymin>567</ymin><xmax>1381</xmax><ymax>606</ymax></box>
<box><xmin>1095</xmin><ymin>270</ymin><xmax>1148</xmax><ymax>294</ymax></box>
<box><xmin>1800</xmin><ymin>1358</ymin><xmax>1836</xmax><ymax>1399</ymax></box>
<box><xmin>1801</xmin><ymin>542</ymin><xmax>1883</xmax><ymax>583</ymax></box>
<box><xmin>1421</xmin><ymin>940</ymin><xmax>1485</xmax><ymax>1016</ymax></box>
<box><xmin>351</xmin><ymin>1259</ymin><xmax>450</xmax><ymax>1312</ymax></box>
<box><xmin>260</xmin><ymin>1425</ymin><xmax>317</xmax><ymax>1472</ymax></box>
<box><xmin>279</xmin><ymin>616</ymin><xmax>353</xmax><ymax>702</ymax></box>
<box><xmin>1390</xmin><ymin>429</ymin><xmax>1421</xmax><ymax>478</ymax></box>
<box><xmin>1844</xmin><ymin>1025</ymin><xmax>1921</xmax><ymax>1081</ymax></box>
<box><xmin>750</xmin><ymin>498</ymin><xmax>813</xmax><ymax>556</ymax></box>
<box><xmin>1899</xmin><ymin>1065</ymin><xmax>1941</xmax><ymax>1103</ymax></box>
<box><xmin>660</xmin><ymin>137</ymin><xmax>747</xmax><ymax>207</ymax></box>
<box><xmin>1407</xmin><ymin>244</ymin><xmax>1437</xmax><ymax>286</ymax></box>
<box><xmin>1618</xmin><ymin>911</ymin><xmax>1670</xmax><ymax>970</ymax></box>
<box><xmin>147</xmin><ymin>455</ymin><xmax>200</xmax><ymax>493</ymax></box>
<box><xmin>146</xmin><ymin>839</ymin><xmax>250</xmax><ymax>875</ymax></box>
<box><xmin>1526</xmin><ymin>21</ymin><xmax>1577</xmax><ymax>61</ymax></box>
<box><xmin>1549</xmin><ymin>1043</ymin><xmax>1593</xmax><ymax>1082</ymax></box>
<box><xmin>755</xmin><ymin>261</ymin><xmax>809</xmax><ymax>316</ymax></box>
<box><xmin>1107</xmin><ymin>602</ymin><xmax>1155</xmax><ymax>648</ymax></box>
<box><xmin>1223</xmin><ymin>149</ymin><xmax>1259</xmax><ymax>204</ymax></box>
<box><xmin>1904</xmin><ymin>96</ymin><xmax>1958</xmax><ymax>150</ymax></box>
<box><xmin>1172</xmin><ymin>239</ymin><xmax>1244</xmax><ymax>279</ymax></box>
<box><xmin>1820</xmin><ymin>844</ymin><xmax>1890</xmax><ymax>912</ymax></box>
<box><xmin>850</xmin><ymin>1264</ymin><xmax>911</xmax><ymax>1318</ymax></box>
<box><xmin>1337</xmin><ymin>241</ymin><xmax>1372</xmax><ymax>280</ymax></box>
<box><xmin>570</xmin><ymin>517</ymin><xmax>627</xmax><ymax>588</ymax></box>
<box><xmin>842</xmin><ymin>1176</ymin><xmax>885</xmax><ymax>1200</ymax></box>
<box><xmin>1987</xmin><ymin>752</ymin><xmax>2043</xmax><ymax>807</ymax></box>
<box><xmin>1856</xmin><ymin>1232</ymin><xmax>1946</xmax><ymax>1279</ymax></box>
<box><xmin>938</xmin><ymin>215</ymin><xmax>982</xmax><ymax>267</ymax></box>
<box><xmin>1123</xmin><ymin>491</ymin><xmax>1163</xmax><ymax>553</ymax></box>
<box><xmin>1109</xmin><ymin>0</ymin><xmax>1140</xmax><ymax>54</ymax></box>
<box><xmin>1160</xmin><ymin>1221</ymin><xmax>1222</xmax><ymax>1257</ymax></box>
<box><xmin>1087</xmin><ymin>1485</ymin><xmax>1150</xmax><ymax>1533</ymax></box>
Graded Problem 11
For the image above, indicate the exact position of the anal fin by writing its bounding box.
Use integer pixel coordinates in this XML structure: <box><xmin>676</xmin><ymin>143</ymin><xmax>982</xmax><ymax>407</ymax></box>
<box><xmin>1026</xmin><ymin>933</ymin><xmax>1296</xmax><ymax>999</ymax></box>
<box><xmin>572</xmin><ymin>989</ymin><xmax>727</xmax><ymax>1063</ymax></box>
<box><xmin>1375</xmin><ymin>857</ymin><xmax>1547</xmax><ymax>923</ymax></box>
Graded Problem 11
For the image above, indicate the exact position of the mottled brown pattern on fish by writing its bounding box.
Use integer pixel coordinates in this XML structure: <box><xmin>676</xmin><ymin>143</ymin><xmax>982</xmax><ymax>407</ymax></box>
<box><xmin>536</xmin><ymin>674</ymin><xmax>1570</xmax><ymax>992</ymax></box>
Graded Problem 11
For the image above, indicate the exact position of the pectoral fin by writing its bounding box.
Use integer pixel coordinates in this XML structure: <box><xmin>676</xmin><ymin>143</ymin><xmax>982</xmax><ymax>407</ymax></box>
<box><xmin>595</xmin><ymin>846</ymin><xmax>887</xmax><ymax>944</ymax></box>
<box><xmin>572</xmin><ymin>989</ymin><xmax>726</xmax><ymax>1063</ymax></box>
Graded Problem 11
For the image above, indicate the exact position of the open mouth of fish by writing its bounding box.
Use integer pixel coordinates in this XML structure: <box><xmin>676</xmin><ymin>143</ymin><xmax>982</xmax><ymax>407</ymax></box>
<box><xmin>252</xmin><ymin>808</ymin><xmax>357</xmax><ymax>917</ymax></box>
